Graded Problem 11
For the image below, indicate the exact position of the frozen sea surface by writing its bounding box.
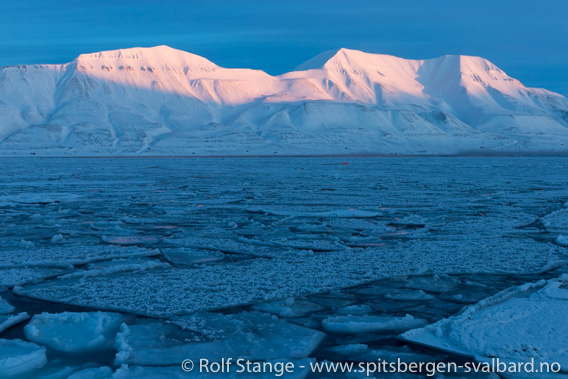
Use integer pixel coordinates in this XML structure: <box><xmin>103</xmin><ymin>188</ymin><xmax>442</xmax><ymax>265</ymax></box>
<box><xmin>1</xmin><ymin>156</ymin><xmax>568</xmax><ymax>377</ymax></box>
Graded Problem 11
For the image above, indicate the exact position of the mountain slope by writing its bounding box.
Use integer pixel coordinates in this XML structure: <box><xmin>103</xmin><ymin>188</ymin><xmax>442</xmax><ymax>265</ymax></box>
<box><xmin>0</xmin><ymin>46</ymin><xmax>567</xmax><ymax>155</ymax></box>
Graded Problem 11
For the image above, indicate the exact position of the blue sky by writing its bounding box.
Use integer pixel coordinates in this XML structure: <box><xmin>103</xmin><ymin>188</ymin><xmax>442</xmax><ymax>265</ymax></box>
<box><xmin>1</xmin><ymin>0</ymin><xmax>567</xmax><ymax>94</ymax></box>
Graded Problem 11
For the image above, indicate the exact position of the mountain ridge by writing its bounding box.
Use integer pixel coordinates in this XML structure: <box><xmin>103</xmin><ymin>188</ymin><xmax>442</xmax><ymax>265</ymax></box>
<box><xmin>0</xmin><ymin>45</ymin><xmax>567</xmax><ymax>156</ymax></box>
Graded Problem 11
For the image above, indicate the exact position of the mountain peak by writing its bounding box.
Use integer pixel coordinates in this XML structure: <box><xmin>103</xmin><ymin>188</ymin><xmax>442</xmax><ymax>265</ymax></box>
<box><xmin>74</xmin><ymin>45</ymin><xmax>219</xmax><ymax>70</ymax></box>
<box><xmin>295</xmin><ymin>48</ymin><xmax>367</xmax><ymax>71</ymax></box>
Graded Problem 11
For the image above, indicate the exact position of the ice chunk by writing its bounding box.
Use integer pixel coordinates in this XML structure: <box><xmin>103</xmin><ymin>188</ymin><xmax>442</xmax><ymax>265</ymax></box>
<box><xmin>101</xmin><ymin>235</ymin><xmax>162</xmax><ymax>245</ymax></box>
<box><xmin>252</xmin><ymin>297</ymin><xmax>324</xmax><ymax>318</ymax></box>
<box><xmin>162</xmin><ymin>248</ymin><xmax>224</xmax><ymax>266</ymax></box>
<box><xmin>402</xmin><ymin>276</ymin><xmax>568</xmax><ymax>371</ymax></box>
<box><xmin>113</xmin><ymin>365</ymin><xmax>187</xmax><ymax>379</ymax></box>
<box><xmin>115</xmin><ymin>311</ymin><xmax>325</xmax><ymax>366</ymax></box>
<box><xmin>327</xmin><ymin>343</ymin><xmax>370</xmax><ymax>357</ymax></box>
<box><xmin>328</xmin><ymin>343</ymin><xmax>440</xmax><ymax>364</ymax></box>
<box><xmin>50</xmin><ymin>234</ymin><xmax>65</xmax><ymax>244</ymax></box>
<box><xmin>556</xmin><ymin>234</ymin><xmax>568</xmax><ymax>247</ymax></box>
<box><xmin>262</xmin><ymin>209</ymin><xmax>382</xmax><ymax>218</ymax></box>
<box><xmin>322</xmin><ymin>314</ymin><xmax>427</xmax><ymax>334</ymax></box>
<box><xmin>0</xmin><ymin>312</ymin><xmax>30</xmax><ymax>334</ymax></box>
<box><xmin>0</xmin><ymin>339</ymin><xmax>47</xmax><ymax>378</ymax></box>
<box><xmin>542</xmin><ymin>208</ymin><xmax>568</xmax><ymax>233</ymax></box>
<box><xmin>403</xmin><ymin>274</ymin><xmax>462</xmax><ymax>293</ymax></box>
<box><xmin>1</xmin><ymin>267</ymin><xmax>71</xmax><ymax>287</ymax></box>
<box><xmin>0</xmin><ymin>245</ymin><xmax>159</xmax><ymax>268</ymax></box>
<box><xmin>24</xmin><ymin>312</ymin><xmax>123</xmax><ymax>352</ymax></box>
<box><xmin>168</xmin><ymin>237</ymin><xmax>278</xmax><ymax>258</ymax></box>
<box><xmin>0</xmin><ymin>193</ymin><xmax>82</xmax><ymax>205</ymax></box>
<box><xmin>0</xmin><ymin>295</ymin><xmax>15</xmax><ymax>314</ymax></box>
<box><xmin>114</xmin><ymin>361</ymin><xmax>314</xmax><ymax>378</ymax></box>
<box><xmin>384</xmin><ymin>289</ymin><xmax>436</xmax><ymax>301</ymax></box>
<box><xmin>335</xmin><ymin>304</ymin><xmax>372</xmax><ymax>315</ymax></box>
<box><xmin>59</xmin><ymin>259</ymin><xmax>170</xmax><ymax>280</ymax></box>
<box><xmin>68</xmin><ymin>366</ymin><xmax>113</xmax><ymax>379</ymax></box>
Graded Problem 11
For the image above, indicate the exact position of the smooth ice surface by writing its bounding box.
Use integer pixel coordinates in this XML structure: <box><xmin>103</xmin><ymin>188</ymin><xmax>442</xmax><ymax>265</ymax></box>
<box><xmin>114</xmin><ymin>311</ymin><xmax>325</xmax><ymax>365</ymax></box>
<box><xmin>5</xmin><ymin>157</ymin><xmax>568</xmax><ymax>317</ymax></box>
<box><xmin>252</xmin><ymin>298</ymin><xmax>324</xmax><ymax>318</ymax></box>
<box><xmin>322</xmin><ymin>314</ymin><xmax>427</xmax><ymax>334</ymax></box>
<box><xmin>402</xmin><ymin>275</ymin><xmax>568</xmax><ymax>370</ymax></box>
<box><xmin>0</xmin><ymin>339</ymin><xmax>47</xmax><ymax>378</ymax></box>
<box><xmin>24</xmin><ymin>312</ymin><xmax>124</xmax><ymax>352</ymax></box>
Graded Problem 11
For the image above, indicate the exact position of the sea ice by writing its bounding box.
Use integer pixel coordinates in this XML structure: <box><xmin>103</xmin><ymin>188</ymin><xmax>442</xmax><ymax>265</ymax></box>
<box><xmin>403</xmin><ymin>274</ymin><xmax>462</xmax><ymax>293</ymax></box>
<box><xmin>0</xmin><ymin>312</ymin><xmax>30</xmax><ymax>334</ymax></box>
<box><xmin>335</xmin><ymin>304</ymin><xmax>372</xmax><ymax>315</ymax></box>
<box><xmin>0</xmin><ymin>267</ymin><xmax>71</xmax><ymax>287</ymax></box>
<box><xmin>114</xmin><ymin>311</ymin><xmax>325</xmax><ymax>365</ymax></box>
<box><xmin>161</xmin><ymin>248</ymin><xmax>224</xmax><ymax>266</ymax></box>
<box><xmin>261</xmin><ymin>209</ymin><xmax>382</xmax><ymax>218</ymax></box>
<box><xmin>556</xmin><ymin>234</ymin><xmax>568</xmax><ymax>247</ymax></box>
<box><xmin>0</xmin><ymin>295</ymin><xmax>15</xmax><ymax>314</ymax></box>
<box><xmin>252</xmin><ymin>297</ymin><xmax>324</xmax><ymax>318</ymax></box>
<box><xmin>67</xmin><ymin>366</ymin><xmax>113</xmax><ymax>379</ymax></box>
<box><xmin>113</xmin><ymin>361</ymin><xmax>314</xmax><ymax>379</ymax></box>
<box><xmin>101</xmin><ymin>235</ymin><xmax>162</xmax><ymax>245</ymax></box>
<box><xmin>0</xmin><ymin>339</ymin><xmax>47</xmax><ymax>378</ymax></box>
<box><xmin>384</xmin><ymin>289</ymin><xmax>436</xmax><ymax>301</ymax></box>
<box><xmin>402</xmin><ymin>275</ymin><xmax>568</xmax><ymax>371</ymax></box>
<box><xmin>14</xmin><ymin>236</ymin><xmax>564</xmax><ymax>317</ymax></box>
<box><xmin>322</xmin><ymin>314</ymin><xmax>427</xmax><ymax>334</ymax></box>
<box><xmin>59</xmin><ymin>259</ymin><xmax>170</xmax><ymax>280</ymax></box>
<box><xmin>24</xmin><ymin>312</ymin><xmax>124</xmax><ymax>352</ymax></box>
<box><xmin>0</xmin><ymin>245</ymin><xmax>159</xmax><ymax>268</ymax></box>
<box><xmin>542</xmin><ymin>208</ymin><xmax>568</xmax><ymax>233</ymax></box>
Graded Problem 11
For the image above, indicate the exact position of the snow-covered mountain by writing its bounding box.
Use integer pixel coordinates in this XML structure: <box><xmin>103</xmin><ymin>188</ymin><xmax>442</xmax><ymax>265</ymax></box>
<box><xmin>1</xmin><ymin>45</ymin><xmax>567</xmax><ymax>156</ymax></box>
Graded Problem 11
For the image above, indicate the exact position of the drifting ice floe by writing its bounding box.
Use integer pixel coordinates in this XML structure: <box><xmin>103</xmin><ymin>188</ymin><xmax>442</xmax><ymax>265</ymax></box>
<box><xmin>0</xmin><ymin>312</ymin><xmax>30</xmax><ymax>334</ymax></box>
<box><xmin>0</xmin><ymin>245</ymin><xmax>159</xmax><ymax>268</ymax></box>
<box><xmin>24</xmin><ymin>312</ymin><xmax>124</xmax><ymax>352</ymax></box>
<box><xmin>328</xmin><ymin>343</ymin><xmax>441</xmax><ymax>364</ymax></box>
<box><xmin>401</xmin><ymin>275</ymin><xmax>568</xmax><ymax>371</ymax></box>
<box><xmin>252</xmin><ymin>297</ymin><xmax>324</xmax><ymax>318</ymax></box>
<box><xmin>113</xmin><ymin>360</ymin><xmax>314</xmax><ymax>379</ymax></box>
<box><xmin>0</xmin><ymin>295</ymin><xmax>14</xmax><ymax>314</ymax></box>
<box><xmin>59</xmin><ymin>259</ymin><xmax>170</xmax><ymax>279</ymax></box>
<box><xmin>542</xmin><ymin>208</ymin><xmax>568</xmax><ymax>233</ymax></box>
<box><xmin>0</xmin><ymin>339</ymin><xmax>47</xmax><ymax>378</ymax></box>
<box><xmin>557</xmin><ymin>235</ymin><xmax>568</xmax><ymax>247</ymax></box>
<box><xmin>67</xmin><ymin>366</ymin><xmax>114</xmax><ymax>379</ymax></box>
<box><xmin>0</xmin><ymin>267</ymin><xmax>71</xmax><ymax>287</ymax></box>
<box><xmin>114</xmin><ymin>311</ymin><xmax>325</xmax><ymax>365</ymax></box>
<box><xmin>14</xmin><ymin>237</ymin><xmax>565</xmax><ymax>317</ymax></box>
<box><xmin>322</xmin><ymin>314</ymin><xmax>427</xmax><ymax>334</ymax></box>
<box><xmin>162</xmin><ymin>248</ymin><xmax>224</xmax><ymax>266</ymax></box>
<box><xmin>261</xmin><ymin>209</ymin><xmax>382</xmax><ymax>218</ymax></box>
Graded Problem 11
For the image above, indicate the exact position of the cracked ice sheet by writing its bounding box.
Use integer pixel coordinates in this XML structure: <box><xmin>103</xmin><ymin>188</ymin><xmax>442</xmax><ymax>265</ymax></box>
<box><xmin>113</xmin><ymin>360</ymin><xmax>314</xmax><ymax>379</ymax></box>
<box><xmin>114</xmin><ymin>312</ymin><xmax>325</xmax><ymax>365</ymax></box>
<box><xmin>0</xmin><ymin>267</ymin><xmax>71</xmax><ymax>287</ymax></box>
<box><xmin>401</xmin><ymin>275</ymin><xmax>568</xmax><ymax>373</ymax></box>
<box><xmin>0</xmin><ymin>245</ymin><xmax>160</xmax><ymax>268</ymax></box>
<box><xmin>15</xmin><ymin>237</ymin><xmax>566</xmax><ymax>317</ymax></box>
